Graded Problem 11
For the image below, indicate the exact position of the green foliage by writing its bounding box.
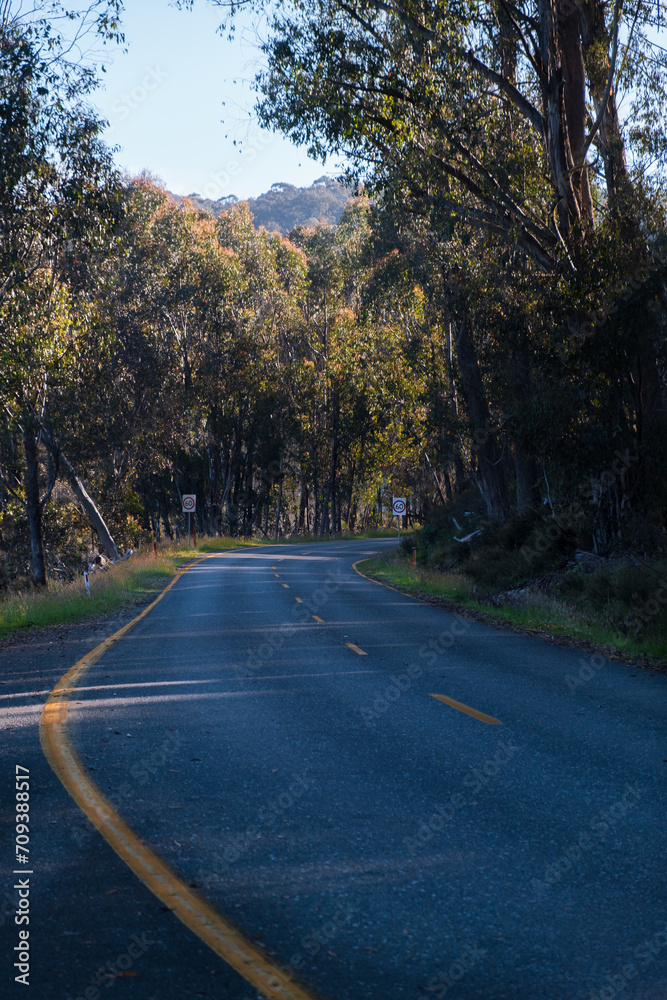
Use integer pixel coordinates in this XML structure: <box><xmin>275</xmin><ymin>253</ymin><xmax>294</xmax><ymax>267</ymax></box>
<box><xmin>555</xmin><ymin>561</ymin><xmax>667</xmax><ymax>638</ymax></box>
<box><xmin>418</xmin><ymin>495</ymin><xmax>579</xmax><ymax>594</ymax></box>
<box><xmin>2</xmin><ymin>0</ymin><xmax>667</xmax><ymax>609</ymax></box>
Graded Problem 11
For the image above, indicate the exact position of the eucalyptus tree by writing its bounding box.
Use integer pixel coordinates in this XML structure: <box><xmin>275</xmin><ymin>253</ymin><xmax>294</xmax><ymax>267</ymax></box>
<box><xmin>0</xmin><ymin>3</ymin><xmax>124</xmax><ymax>583</ymax></box>
<box><xmin>191</xmin><ymin>0</ymin><xmax>667</xmax><ymax>531</ymax></box>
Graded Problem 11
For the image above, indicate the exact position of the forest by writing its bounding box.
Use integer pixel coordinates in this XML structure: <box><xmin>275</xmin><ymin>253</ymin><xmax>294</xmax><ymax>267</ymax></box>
<box><xmin>1</xmin><ymin>0</ymin><xmax>666</xmax><ymax>597</ymax></box>
<box><xmin>176</xmin><ymin>176</ymin><xmax>352</xmax><ymax>233</ymax></box>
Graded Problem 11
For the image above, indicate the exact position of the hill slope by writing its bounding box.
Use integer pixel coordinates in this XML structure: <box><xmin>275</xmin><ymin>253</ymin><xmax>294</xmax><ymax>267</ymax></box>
<box><xmin>174</xmin><ymin>176</ymin><xmax>351</xmax><ymax>233</ymax></box>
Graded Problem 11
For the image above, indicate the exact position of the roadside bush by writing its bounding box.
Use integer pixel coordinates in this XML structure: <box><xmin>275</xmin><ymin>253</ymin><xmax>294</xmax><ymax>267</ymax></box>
<box><xmin>399</xmin><ymin>533</ymin><xmax>416</xmax><ymax>555</ymax></box>
<box><xmin>555</xmin><ymin>560</ymin><xmax>667</xmax><ymax>642</ymax></box>
<box><xmin>416</xmin><ymin>498</ymin><xmax>579</xmax><ymax>594</ymax></box>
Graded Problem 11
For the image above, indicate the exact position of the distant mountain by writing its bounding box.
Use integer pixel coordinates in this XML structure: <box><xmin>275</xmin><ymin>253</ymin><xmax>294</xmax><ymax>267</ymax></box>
<box><xmin>174</xmin><ymin>176</ymin><xmax>352</xmax><ymax>233</ymax></box>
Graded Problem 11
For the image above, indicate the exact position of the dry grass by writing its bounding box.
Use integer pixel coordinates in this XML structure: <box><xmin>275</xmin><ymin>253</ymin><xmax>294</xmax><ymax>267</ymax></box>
<box><xmin>360</xmin><ymin>551</ymin><xmax>667</xmax><ymax>666</ymax></box>
<box><xmin>0</xmin><ymin>530</ymin><xmax>394</xmax><ymax>638</ymax></box>
<box><xmin>0</xmin><ymin>549</ymin><xmax>181</xmax><ymax>638</ymax></box>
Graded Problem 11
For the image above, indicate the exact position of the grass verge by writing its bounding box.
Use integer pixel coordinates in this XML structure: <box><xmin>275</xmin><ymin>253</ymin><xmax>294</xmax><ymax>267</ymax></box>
<box><xmin>0</xmin><ymin>530</ymin><xmax>397</xmax><ymax>638</ymax></box>
<box><xmin>0</xmin><ymin>552</ymin><xmax>180</xmax><ymax>639</ymax></box>
<box><xmin>359</xmin><ymin>551</ymin><xmax>667</xmax><ymax>668</ymax></box>
<box><xmin>0</xmin><ymin>535</ymin><xmax>263</xmax><ymax>638</ymax></box>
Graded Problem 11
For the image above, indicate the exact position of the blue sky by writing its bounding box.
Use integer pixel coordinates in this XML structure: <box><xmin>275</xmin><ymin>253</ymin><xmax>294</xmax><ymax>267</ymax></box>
<box><xmin>91</xmin><ymin>0</ymin><xmax>333</xmax><ymax>199</ymax></box>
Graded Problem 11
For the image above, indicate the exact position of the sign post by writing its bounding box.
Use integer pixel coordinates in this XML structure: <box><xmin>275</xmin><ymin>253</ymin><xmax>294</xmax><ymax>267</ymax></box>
<box><xmin>392</xmin><ymin>497</ymin><xmax>406</xmax><ymax>544</ymax></box>
<box><xmin>182</xmin><ymin>495</ymin><xmax>196</xmax><ymax>547</ymax></box>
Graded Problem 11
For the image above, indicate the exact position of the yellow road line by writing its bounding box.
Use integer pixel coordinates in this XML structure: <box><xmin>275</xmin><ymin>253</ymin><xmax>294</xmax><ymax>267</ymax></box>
<box><xmin>429</xmin><ymin>693</ymin><xmax>502</xmax><ymax>725</ymax></box>
<box><xmin>295</xmin><ymin>597</ymin><xmax>303</xmax><ymax>603</ymax></box>
<box><xmin>312</xmin><ymin>616</ymin><xmax>324</xmax><ymax>623</ymax></box>
<box><xmin>353</xmin><ymin>559</ymin><xmax>501</xmax><ymax>722</ymax></box>
<box><xmin>345</xmin><ymin>642</ymin><xmax>368</xmax><ymax>656</ymax></box>
<box><xmin>351</xmin><ymin>559</ymin><xmax>420</xmax><ymax>601</ymax></box>
<box><xmin>39</xmin><ymin>555</ymin><xmax>320</xmax><ymax>1000</ymax></box>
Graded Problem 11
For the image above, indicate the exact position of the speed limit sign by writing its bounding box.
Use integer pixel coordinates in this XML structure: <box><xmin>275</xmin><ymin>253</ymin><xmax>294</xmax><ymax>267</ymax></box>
<box><xmin>392</xmin><ymin>497</ymin><xmax>406</xmax><ymax>516</ymax></box>
<box><xmin>182</xmin><ymin>494</ymin><xmax>196</xmax><ymax>513</ymax></box>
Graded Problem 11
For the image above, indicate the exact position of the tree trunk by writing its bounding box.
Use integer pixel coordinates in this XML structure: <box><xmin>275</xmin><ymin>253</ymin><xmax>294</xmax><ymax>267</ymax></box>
<box><xmin>515</xmin><ymin>448</ymin><xmax>541</xmax><ymax>512</ymax></box>
<box><xmin>559</xmin><ymin>6</ymin><xmax>593</xmax><ymax>224</ymax></box>
<box><xmin>537</xmin><ymin>0</ymin><xmax>588</xmax><ymax>235</ymax></box>
<box><xmin>453</xmin><ymin>449</ymin><xmax>467</xmax><ymax>489</ymax></box>
<box><xmin>453</xmin><ymin>317</ymin><xmax>511</xmax><ymax>521</ymax></box>
<box><xmin>443</xmin><ymin>469</ymin><xmax>453</xmax><ymax>502</ymax></box>
<box><xmin>275</xmin><ymin>454</ymin><xmax>284</xmax><ymax>541</ymax></box>
<box><xmin>299</xmin><ymin>469</ymin><xmax>308</xmax><ymax>532</ymax></box>
<box><xmin>161</xmin><ymin>494</ymin><xmax>173</xmax><ymax>539</ymax></box>
<box><xmin>326</xmin><ymin>394</ymin><xmax>339</xmax><ymax>536</ymax></box>
<box><xmin>345</xmin><ymin>461</ymin><xmax>355</xmax><ymax>529</ymax></box>
<box><xmin>424</xmin><ymin>452</ymin><xmax>447</xmax><ymax>505</ymax></box>
<box><xmin>319</xmin><ymin>483</ymin><xmax>330</xmax><ymax>537</ymax></box>
<box><xmin>579</xmin><ymin>2</ymin><xmax>628</xmax><ymax>204</ymax></box>
<box><xmin>22</xmin><ymin>422</ymin><xmax>48</xmax><ymax>587</ymax></box>
<box><xmin>39</xmin><ymin>425</ymin><xmax>121</xmax><ymax>561</ymax></box>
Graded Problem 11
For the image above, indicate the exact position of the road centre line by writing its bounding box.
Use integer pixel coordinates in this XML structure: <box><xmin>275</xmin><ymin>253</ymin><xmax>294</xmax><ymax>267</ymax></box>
<box><xmin>40</xmin><ymin>552</ymin><xmax>320</xmax><ymax>1000</ymax></box>
<box><xmin>352</xmin><ymin>558</ymin><xmax>503</xmax><ymax>722</ymax></box>
<box><xmin>429</xmin><ymin>693</ymin><xmax>502</xmax><ymax>725</ymax></box>
<box><xmin>345</xmin><ymin>642</ymin><xmax>368</xmax><ymax>656</ymax></box>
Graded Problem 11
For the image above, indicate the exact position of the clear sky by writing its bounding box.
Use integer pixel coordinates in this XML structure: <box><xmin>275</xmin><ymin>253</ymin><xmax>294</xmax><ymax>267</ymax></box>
<box><xmin>90</xmin><ymin>0</ymin><xmax>334</xmax><ymax>200</ymax></box>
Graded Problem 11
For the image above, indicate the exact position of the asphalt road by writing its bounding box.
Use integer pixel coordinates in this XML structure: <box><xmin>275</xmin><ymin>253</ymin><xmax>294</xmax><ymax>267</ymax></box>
<box><xmin>2</xmin><ymin>539</ymin><xmax>667</xmax><ymax>1000</ymax></box>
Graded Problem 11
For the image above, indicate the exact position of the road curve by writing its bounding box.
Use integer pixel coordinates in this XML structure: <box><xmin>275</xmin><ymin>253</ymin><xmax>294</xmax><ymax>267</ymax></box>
<box><xmin>8</xmin><ymin>539</ymin><xmax>667</xmax><ymax>999</ymax></box>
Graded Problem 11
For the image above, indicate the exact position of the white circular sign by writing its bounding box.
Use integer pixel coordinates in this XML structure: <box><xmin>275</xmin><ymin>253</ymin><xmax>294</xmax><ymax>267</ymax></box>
<box><xmin>182</xmin><ymin>494</ymin><xmax>196</xmax><ymax>513</ymax></box>
<box><xmin>392</xmin><ymin>497</ymin><xmax>407</xmax><ymax>515</ymax></box>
